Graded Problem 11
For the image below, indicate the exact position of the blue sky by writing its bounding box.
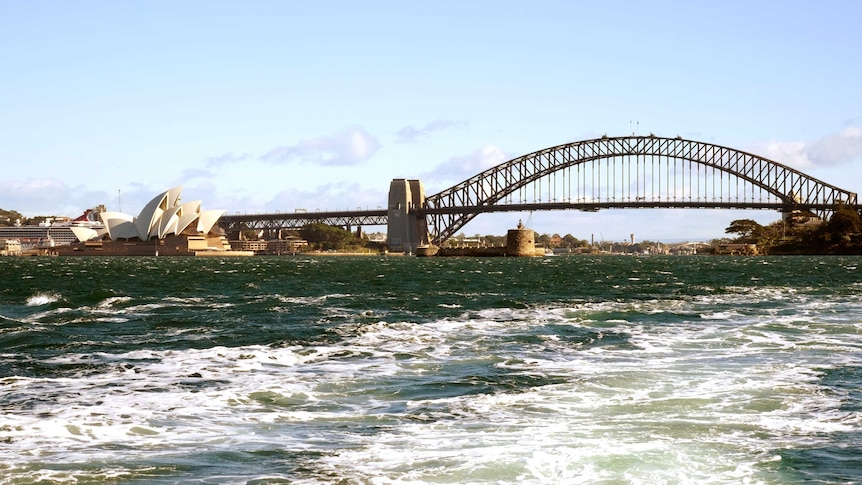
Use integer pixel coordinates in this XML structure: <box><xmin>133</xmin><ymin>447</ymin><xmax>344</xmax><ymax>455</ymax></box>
<box><xmin>2</xmin><ymin>1</ymin><xmax>861</xmax><ymax>241</ymax></box>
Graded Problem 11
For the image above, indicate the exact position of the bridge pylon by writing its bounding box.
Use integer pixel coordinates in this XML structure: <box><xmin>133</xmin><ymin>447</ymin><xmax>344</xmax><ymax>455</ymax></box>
<box><xmin>386</xmin><ymin>179</ymin><xmax>429</xmax><ymax>253</ymax></box>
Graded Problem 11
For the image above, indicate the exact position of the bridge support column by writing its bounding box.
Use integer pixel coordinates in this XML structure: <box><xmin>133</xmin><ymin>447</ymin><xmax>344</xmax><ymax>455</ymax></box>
<box><xmin>386</xmin><ymin>179</ymin><xmax>429</xmax><ymax>253</ymax></box>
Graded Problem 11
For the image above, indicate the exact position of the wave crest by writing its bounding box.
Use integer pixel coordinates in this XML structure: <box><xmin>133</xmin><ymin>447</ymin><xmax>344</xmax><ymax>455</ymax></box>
<box><xmin>25</xmin><ymin>292</ymin><xmax>60</xmax><ymax>306</ymax></box>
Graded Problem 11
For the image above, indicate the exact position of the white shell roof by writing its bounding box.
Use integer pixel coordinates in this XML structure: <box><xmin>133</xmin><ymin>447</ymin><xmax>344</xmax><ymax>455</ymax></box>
<box><xmin>99</xmin><ymin>187</ymin><xmax>225</xmax><ymax>241</ymax></box>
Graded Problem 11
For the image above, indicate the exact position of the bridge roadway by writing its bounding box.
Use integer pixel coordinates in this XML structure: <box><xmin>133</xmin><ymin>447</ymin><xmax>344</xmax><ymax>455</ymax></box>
<box><xmin>420</xmin><ymin>201</ymin><xmax>839</xmax><ymax>214</ymax></box>
<box><xmin>218</xmin><ymin>200</ymin><xmax>837</xmax><ymax>238</ymax></box>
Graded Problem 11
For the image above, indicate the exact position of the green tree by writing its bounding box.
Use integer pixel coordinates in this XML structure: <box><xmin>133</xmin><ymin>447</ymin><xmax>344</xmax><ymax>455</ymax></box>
<box><xmin>483</xmin><ymin>234</ymin><xmax>505</xmax><ymax>246</ymax></box>
<box><xmin>300</xmin><ymin>223</ymin><xmax>361</xmax><ymax>250</ymax></box>
<box><xmin>725</xmin><ymin>219</ymin><xmax>763</xmax><ymax>242</ymax></box>
<box><xmin>755</xmin><ymin>221</ymin><xmax>785</xmax><ymax>253</ymax></box>
<box><xmin>0</xmin><ymin>209</ymin><xmax>24</xmax><ymax>226</ymax></box>
<box><xmin>824</xmin><ymin>202</ymin><xmax>862</xmax><ymax>240</ymax></box>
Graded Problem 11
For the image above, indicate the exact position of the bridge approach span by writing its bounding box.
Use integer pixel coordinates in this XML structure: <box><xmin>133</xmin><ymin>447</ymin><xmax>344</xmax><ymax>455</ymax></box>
<box><xmin>219</xmin><ymin>209</ymin><xmax>386</xmax><ymax>239</ymax></box>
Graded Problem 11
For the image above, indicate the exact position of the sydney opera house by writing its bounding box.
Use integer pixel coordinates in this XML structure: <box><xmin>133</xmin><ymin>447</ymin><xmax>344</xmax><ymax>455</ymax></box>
<box><xmin>54</xmin><ymin>186</ymin><xmax>252</xmax><ymax>256</ymax></box>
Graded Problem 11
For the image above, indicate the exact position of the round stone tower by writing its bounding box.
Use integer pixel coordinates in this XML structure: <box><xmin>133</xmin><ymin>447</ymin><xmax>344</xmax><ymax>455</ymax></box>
<box><xmin>506</xmin><ymin>220</ymin><xmax>535</xmax><ymax>257</ymax></box>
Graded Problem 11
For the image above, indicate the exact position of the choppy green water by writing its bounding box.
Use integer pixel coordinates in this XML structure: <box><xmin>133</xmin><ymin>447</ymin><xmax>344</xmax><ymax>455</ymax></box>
<box><xmin>1</xmin><ymin>255</ymin><xmax>861</xmax><ymax>483</ymax></box>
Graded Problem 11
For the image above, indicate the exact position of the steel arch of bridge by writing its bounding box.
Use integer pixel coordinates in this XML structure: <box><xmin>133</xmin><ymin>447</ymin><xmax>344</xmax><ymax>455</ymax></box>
<box><xmin>423</xmin><ymin>135</ymin><xmax>858</xmax><ymax>245</ymax></box>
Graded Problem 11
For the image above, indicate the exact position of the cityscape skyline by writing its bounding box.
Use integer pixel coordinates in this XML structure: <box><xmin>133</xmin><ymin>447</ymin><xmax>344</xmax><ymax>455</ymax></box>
<box><xmin>2</xmin><ymin>1</ymin><xmax>861</xmax><ymax>241</ymax></box>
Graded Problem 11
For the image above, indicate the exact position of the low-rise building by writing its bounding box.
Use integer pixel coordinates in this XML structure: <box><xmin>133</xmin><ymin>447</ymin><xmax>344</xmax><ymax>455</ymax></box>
<box><xmin>0</xmin><ymin>239</ymin><xmax>22</xmax><ymax>256</ymax></box>
<box><xmin>267</xmin><ymin>237</ymin><xmax>308</xmax><ymax>254</ymax></box>
<box><xmin>229</xmin><ymin>240</ymin><xmax>270</xmax><ymax>253</ymax></box>
<box><xmin>229</xmin><ymin>237</ymin><xmax>309</xmax><ymax>255</ymax></box>
<box><xmin>716</xmin><ymin>243</ymin><xmax>759</xmax><ymax>255</ymax></box>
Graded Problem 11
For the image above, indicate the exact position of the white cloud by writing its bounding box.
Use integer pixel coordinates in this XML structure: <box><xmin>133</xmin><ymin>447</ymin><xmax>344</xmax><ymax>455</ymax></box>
<box><xmin>205</xmin><ymin>152</ymin><xmax>253</xmax><ymax>168</ymax></box>
<box><xmin>748</xmin><ymin>126</ymin><xmax>862</xmax><ymax>169</ymax></box>
<box><xmin>423</xmin><ymin>145</ymin><xmax>509</xmax><ymax>188</ymax></box>
<box><xmin>177</xmin><ymin>167</ymin><xmax>213</xmax><ymax>182</ymax></box>
<box><xmin>0</xmin><ymin>179</ymin><xmax>113</xmax><ymax>217</ymax></box>
<box><xmin>395</xmin><ymin>120</ymin><xmax>465</xmax><ymax>144</ymax></box>
<box><xmin>262</xmin><ymin>125</ymin><xmax>381</xmax><ymax>166</ymax></box>
<box><xmin>206</xmin><ymin>181</ymin><xmax>387</xmax><ymax>215</ymax></box>
<box><xmin>268</xmin><ymin>182</ymin><xmax>385</xmax><ymax>212</ymax></box>
<box><xmin>806</xmin><ymin>126</ymin><xmax>862</xmax><ymax>166</ymax></box>
<box><xmin>748</xmin><ymin>139</ymin><xmax>812</xmax><ymax>169</ymax></box>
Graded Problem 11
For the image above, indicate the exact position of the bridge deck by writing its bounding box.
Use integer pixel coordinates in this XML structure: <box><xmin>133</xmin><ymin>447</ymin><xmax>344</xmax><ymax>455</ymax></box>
<box><xmin>419</xmin><ymin>201</ymin><xmax>833</xmax><ymax>214</ymax></box>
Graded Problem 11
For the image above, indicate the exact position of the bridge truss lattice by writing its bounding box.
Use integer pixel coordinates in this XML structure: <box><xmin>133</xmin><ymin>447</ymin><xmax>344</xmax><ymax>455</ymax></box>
<box><xmin>219</xmin><ymin>210</ymin><xmax>387</xmax><ymax>238</ymax></box>
<box><xmin>423</xmin><ymin>135</ymin><xmax>857</xmax><ymax>245</ymax></box>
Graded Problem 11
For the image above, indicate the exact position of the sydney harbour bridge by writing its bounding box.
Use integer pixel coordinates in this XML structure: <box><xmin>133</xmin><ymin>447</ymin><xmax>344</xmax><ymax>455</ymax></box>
<box><xmin>220</xmin><ymin>135</ymin><xmax>858</xmax><ymax>252</ymax></box>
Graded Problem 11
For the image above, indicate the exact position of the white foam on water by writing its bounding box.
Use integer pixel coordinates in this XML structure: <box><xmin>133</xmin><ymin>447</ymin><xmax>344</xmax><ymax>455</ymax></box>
<box><xmin>25</xmin><ymin>292</ymin><xmax>60</xmax><ymax>306</ymax></box>
<box><xmin>306</xmin><ymin>293</ymin><xmax>862</xmax><ymax>483</ymax></box>
<box><xmin>699</xmin><ymin>311</ymin><xmax>737</xmax><ymax>320</ymax></box>
<box><xmin>274</xmin><ymin>293</ymin><xmax>352</xmax><ymax>305</ymax></box>
<box><xmin>3</xmin><ymin>286</ymin><xmax>862</xmax><ymax>482</ymax></box>
<box><xmin>20</xmin><ymin>306</ymin><xmax>75</xmax><ymax>325</ymax></box>
<box><xmin>96</xmin><ymin>296</ymin><xmax>133</xmax><ymax>308</ymax></box>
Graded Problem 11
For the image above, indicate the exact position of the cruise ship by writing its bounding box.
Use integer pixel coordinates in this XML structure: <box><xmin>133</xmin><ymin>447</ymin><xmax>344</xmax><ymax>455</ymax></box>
<box><xmin>0</xmin><ymin>208</ymin><xmax>105</xmax><ymax>250</ymax></box>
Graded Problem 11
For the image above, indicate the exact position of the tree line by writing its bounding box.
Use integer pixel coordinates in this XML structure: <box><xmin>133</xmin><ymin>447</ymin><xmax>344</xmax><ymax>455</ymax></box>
<box><xmin>0</xmin><ymin>209</ymin><xmax>27</xmax><ymax>226</ymax></box>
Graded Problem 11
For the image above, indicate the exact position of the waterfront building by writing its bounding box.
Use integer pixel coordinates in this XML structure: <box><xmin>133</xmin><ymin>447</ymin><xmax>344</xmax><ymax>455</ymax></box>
<box><xmin>229</xmin><ymin>236</ymin><xmax>309</xmax><ymax>255</ymax></box>
<box><xmin>0</xmin><ymin>239</ymin><xmax>22</xmax><ymax>256</ymax></box>
<box><xmin>53</xmin><ymin>186</ymin><xmax>252</xmax><ymax>256</ymax></box>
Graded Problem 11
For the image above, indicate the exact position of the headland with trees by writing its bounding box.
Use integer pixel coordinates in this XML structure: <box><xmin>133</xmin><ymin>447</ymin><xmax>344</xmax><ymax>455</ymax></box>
<box><xmin>718</xmin><ymin>203</ymin><xmax>862</xmax><ymax>255</ymax></box>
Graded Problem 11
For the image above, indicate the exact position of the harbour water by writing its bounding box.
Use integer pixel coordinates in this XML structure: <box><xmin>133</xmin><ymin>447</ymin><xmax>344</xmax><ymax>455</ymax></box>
<box><xmin>1</xmin><ymin>255</ymin><xmax>861</xmax><ymax>484</ymax></box>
